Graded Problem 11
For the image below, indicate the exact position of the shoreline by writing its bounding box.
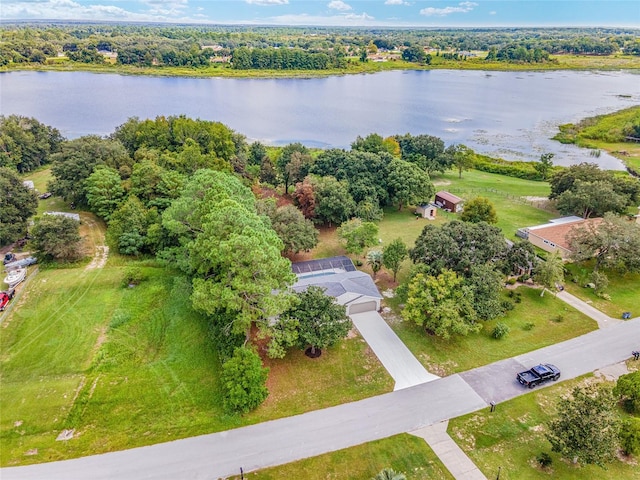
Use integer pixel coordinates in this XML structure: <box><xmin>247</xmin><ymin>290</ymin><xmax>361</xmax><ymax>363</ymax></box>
<box><xmin>2</xmin><ymin>56</ymin><xmax>640</xmax><ymax>79</ymax></box>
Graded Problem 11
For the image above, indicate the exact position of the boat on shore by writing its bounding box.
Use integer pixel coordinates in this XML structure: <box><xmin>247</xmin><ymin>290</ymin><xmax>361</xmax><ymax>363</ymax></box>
<box><xmin>3</xmin><ymin>268</ymin><xmax>26</xmax><ymax>289</ymax></box>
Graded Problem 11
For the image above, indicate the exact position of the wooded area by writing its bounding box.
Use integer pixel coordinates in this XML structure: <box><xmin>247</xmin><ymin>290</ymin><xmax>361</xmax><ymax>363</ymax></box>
<box><xmin>1</xmin><ymin>23</ymin><xmax>639</xmax><ymax>71</ymax></box>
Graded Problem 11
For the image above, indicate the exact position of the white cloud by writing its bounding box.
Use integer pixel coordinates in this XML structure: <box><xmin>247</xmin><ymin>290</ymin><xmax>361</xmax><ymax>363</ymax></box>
<box><xmin>267</xmin><ymin>12</ymin><xmax>375</xmax><ymax>26</ymax></box>
<box><xmin>140</xmin><ymin>0</ymin><xmax>188</xmax><ymax>16</ymax></box>
<box><xmin>328</xmin><ymin>0</ymin><xmax>351</xmax><ymax>11</ymax></box>
<box><xmin>245</xmin><ymin>0</ymin><xmax>289</xmax><ymax>5</ymax></box>
<box><xmin>385</xmin><ymin>0</ymin><xmax>410</xmax><ymax>5</ymax></box>
<box><xmin>1</xmin><ymin>0</ymin><xmax>198</xmax><ymax>23</ymax></box>
<box><xmin>420</xmin><ymin>1</ymin><xmax>477</xmax><ymax>17</ymax></box>
<box><xmin>489</xmin><ymin>10</ymin><xmax>496</xmax><ymax>15</ymax></box>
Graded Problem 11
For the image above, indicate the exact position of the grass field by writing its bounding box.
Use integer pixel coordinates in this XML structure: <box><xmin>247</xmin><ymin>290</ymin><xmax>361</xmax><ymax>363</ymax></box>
<box><xmin>553</xmin><ymin>106</ymin><xmax>640</xmax><ymax>173</ymax></box>
<box><xmin>388</xmin><ymin>287</ymin><xmax>597</xmax><ymax>376</ymax></box>
<box><xmin>0</xmin><ymin>257</ymin><xmax>392</xmax><ymax>466</ymax></box>
<box><xmin>563</xmin><ymin>263</ymin><xmax>640</xmax><ymax>319</ymax></box>
<box><xmin>228</xmin><ymin>433</ymin><xmax>454</xmax><ymax>480</ymax></box>
<box><xmin>448</xmin><ymin>373</ymin><xmax>640</xmax><ymax>480</ymax></box>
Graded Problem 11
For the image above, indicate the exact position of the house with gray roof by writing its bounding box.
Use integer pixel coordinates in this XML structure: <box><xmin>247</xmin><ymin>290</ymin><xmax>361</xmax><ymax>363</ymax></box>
<box><xmin>292</xmin><ymin>256</ymin><xmax>382</xmax><ymax>315</ymax></box>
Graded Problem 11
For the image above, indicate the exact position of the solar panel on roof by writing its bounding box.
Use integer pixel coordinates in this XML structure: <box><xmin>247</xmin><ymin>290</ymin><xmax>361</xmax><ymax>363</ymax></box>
<box><xmin>291</xmin><ymin>256</ymin><xmax>355</xmax><ymax>274</ymax></box>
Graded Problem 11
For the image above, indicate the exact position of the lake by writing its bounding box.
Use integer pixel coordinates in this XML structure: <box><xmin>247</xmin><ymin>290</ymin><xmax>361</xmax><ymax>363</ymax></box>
<box><xmin>1</xmin><ymin>69</ymin><xmax>639</xmax><ymax>170</ymax></box>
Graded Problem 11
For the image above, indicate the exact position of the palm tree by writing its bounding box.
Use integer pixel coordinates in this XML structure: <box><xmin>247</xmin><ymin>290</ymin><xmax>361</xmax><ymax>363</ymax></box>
<box><xmin>372</xmin><ymin>468</ymin><xmax>406</xmax><ymax>480</ymax></box>
<box><xmin>366</xmin><ymin>249</ymin><xmax>383</xmax><ymax>279</ymax></box>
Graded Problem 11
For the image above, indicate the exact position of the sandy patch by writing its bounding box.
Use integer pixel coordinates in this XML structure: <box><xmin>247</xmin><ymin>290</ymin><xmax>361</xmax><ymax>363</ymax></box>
<box><xmin>433</xmin><ymin>180</ymin><xmax>452</xmax><ymax>186</ymax></box>
<box><xmin>594</xmin><ymin>362</ymin><xmax>629</xmax><ymax>381</ymax></box>
<box><xmin>85</xmin><ymin>245</ymin><xmax>109</xmax><ymax>270</ymax></box>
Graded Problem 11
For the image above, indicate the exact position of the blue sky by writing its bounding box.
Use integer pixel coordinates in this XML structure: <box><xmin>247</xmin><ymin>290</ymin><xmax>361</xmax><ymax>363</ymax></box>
<box><xmin>1</xmin><ymin>1</ymin><xmax>638</xmax><ymax>27</ymax></box>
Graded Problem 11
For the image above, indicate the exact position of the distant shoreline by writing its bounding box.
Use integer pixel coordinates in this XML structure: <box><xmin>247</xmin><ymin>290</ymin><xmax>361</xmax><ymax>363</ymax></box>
<box><xmin>3</xmin><ymin>54</ymin><xmax>640</xmax><ymax>79</ymax></box>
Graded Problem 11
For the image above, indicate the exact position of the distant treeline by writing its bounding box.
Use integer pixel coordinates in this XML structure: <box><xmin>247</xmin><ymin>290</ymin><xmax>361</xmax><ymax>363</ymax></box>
<box><xmin>230</xmin><ymin>46</ymin><xmax>346</xmax><ymax>70</ymax></box>
<box><xmin>0</xmin><ymin>24</ymin><xmax>638</xmax><ymax>69</ymax></box>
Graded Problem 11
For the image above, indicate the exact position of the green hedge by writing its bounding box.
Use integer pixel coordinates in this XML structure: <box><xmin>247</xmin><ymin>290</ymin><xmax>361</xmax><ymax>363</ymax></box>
<box><xmin>472</xmin><ymin>154</ymin><xmax>551</xmax><ymax>181</ymax></box>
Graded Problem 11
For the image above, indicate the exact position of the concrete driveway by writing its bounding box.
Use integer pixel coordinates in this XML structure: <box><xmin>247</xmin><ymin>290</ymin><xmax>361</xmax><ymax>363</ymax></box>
<box><xmin>350</xmin><ymin>311</ymin><xmax>439</xmax><ymax>390</ymax></box>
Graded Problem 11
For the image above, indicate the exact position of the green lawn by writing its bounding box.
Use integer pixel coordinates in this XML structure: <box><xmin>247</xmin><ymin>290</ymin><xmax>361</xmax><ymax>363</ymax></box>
<box><xmin>437</xmin><ymin>170</ymin><xmax>555</xmax><ymax>241</ymax></box>
<box><xmin>388</xmin><ymin>287</ymin><xmax>597</xmax><ymax>376</ymax></box>
<box><xmin>22</xmin><ymin>168</ymin><xmax>71</xmax><ymax>215</ymax></box>
<box><xmin>228</xmin><ymin>434</ymin><xmax>454</xmax><ymax>480</ymax></box>
<box><xmin>448</xmin><ymin>374</ymin><xmax>640</xmax><ymax>480</ymax></box>
<box><xmin>0</xmin><ymin>261</ymin><xmax>392</xmax><ymax>466</ymax></box>
<box><xmin>563</xmin><ymin>263</ymin><xmax>640</xmax><ymax>319</ymax></box>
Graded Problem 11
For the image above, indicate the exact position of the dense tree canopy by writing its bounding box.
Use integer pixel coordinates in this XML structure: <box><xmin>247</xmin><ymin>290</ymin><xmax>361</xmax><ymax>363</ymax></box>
<box><xmin>395</xmin><ymin>133</ymin><xmax>448</xmax><ymax>175</ymax></box>
<box><xmin>49</xmin><ymin>136</ymin><xmax>131</xmax><ymax>206</ymax></box>
<box><xmin>0</xmin><ymin>167</ymin><xmax>38</xmax><ymax>245</ymax></box>
<box><xmin>276</xmin><ymin>143</ymin><xmax>311</xmax><ymax>194</ymax></box>
<box><xmin>547</xmin><ymin>385</ymin><xmax>619</xmax><ymax>466</ymax></box>
<box><xmin>567</xmin><ymin>212</ymin><xmax>640</xmax><ymax>272</ymax></box>
<box><xmin>31</xmin><ymin>214</ymin><xmax>83</xmax><ymax>262</ymax></box>
<box><xmin>410</xmin><ymin>220</ymin><xmax>508</xmax><ymax>277</ymax></box>
<box><xmin>85</xmin><ymin>166</ymin><xmax>125</xmax><ymax>221</ymax></box>
<box><xmin>0</xmin><ymin>115</ymin><xmax>63</xmax><ymax>173</ymax></box>
<box><xmin>386</xmin><ymin>158</ymin><xmax>435</xmax><ymax>211</ymax></box>
<box><xmin>337</xmin><ymin>218</ymin><xmax>379</xmax><ymax>256</ymax></box>
<box><xmin>309</xmin><ymin>175</ymin><xmax>355</xmax><ymax>226</ymax></box>
<box><xmin>403</xmin><ymin>270</ymin><xmax>480</xmax><ymax>339</ymax></box>
<box><xmin>549</xmin><ymin>163</ymin><xmax>639</xmax><ymax>215</ymax></box>
<box><xmin>257</xmin><ymin>200</ymin><xmax>319</xmax><ymax>254</ymax></box>
<box><xmin>267</xmin><ymin>286</ymin><xmax>351</xmax><ymax>358</ymax></box>
<box><xmin>162</xmin><ymin>170</ymin><xmax>295</xmax><ymax>336</ymax></box>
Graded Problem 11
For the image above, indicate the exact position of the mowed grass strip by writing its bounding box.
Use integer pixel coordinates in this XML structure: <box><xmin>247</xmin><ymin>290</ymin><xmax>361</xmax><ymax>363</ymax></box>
<box><xmin>389</xmin><ymin>287</ymin><xmax>597</xmax><ymax>376</ymax></box>
<box><xmin>228</xmin><ymin>433</ymin><xmax>454</xmax><ymax>480</ymax></box>
<box><xmin>448</xmin><ymin>375</ymin><xmax>640</xmax><ymax>480</ymax></box>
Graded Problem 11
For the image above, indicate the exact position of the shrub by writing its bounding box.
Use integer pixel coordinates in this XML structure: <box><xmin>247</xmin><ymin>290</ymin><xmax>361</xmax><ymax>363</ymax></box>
<box><xmin>614</xmin><ymin>371</ymin><xmax>640</xmax><ymax>414</ymax></box>
<box><xmin>552</xmin><ymin>314</ymin><xmax>564</xmax><ymax>323</ymax></box>
<box><xmin>492</xmin><ymin>322</ymin><xmax>510</xmax><ymax>339</ymax></box>
<box><xmin>523</xmin><ymin>322</ymin><xmax>535</xmax><ymax>331</ymax></box>
<box><xmin>536</xmin><ymin>452</ymin><xmax>553</xmax><ymax>468</ymax></box>
<box><xmin>121</xmin><ymin>266</ymin><xmax>147</xmax><ymax>287</ymax></box>
<box><xmin>500</xmin><ymin>299</ymin><xmax>515</xmax><ymax>312</ymax></box>
<box><xmin>506</xmin><ymin>277</ymin><xmax>517</xmax><ymax>285</ymax></box>
<box><xmin>619</xmin><ymin>418</ymin><xmax>640</xmax><ymax>456</ymax></box>
<box><xmin>354</xmin><ymin>259</ymin><xmax>363</xmax><ymax>267</ymax></box>
<box><xmin>221</xmin><ymin>347</ymin><xmax>269</xmax><ymax>414</ymax></box>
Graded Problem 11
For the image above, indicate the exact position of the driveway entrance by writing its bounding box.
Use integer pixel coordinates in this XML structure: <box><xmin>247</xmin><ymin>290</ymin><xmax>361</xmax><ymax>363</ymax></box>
<box><xmin>350</xmin><ymin>311</ymin><xmax>439</xmax><ymax>390</ymax></box>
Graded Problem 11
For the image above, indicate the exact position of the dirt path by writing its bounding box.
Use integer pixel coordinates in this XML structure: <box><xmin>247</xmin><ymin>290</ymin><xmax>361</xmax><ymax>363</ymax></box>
<box><xmin>80</xmin><ymin>213</ymin><xmax>109</xmax><ymax>271</ymax></box>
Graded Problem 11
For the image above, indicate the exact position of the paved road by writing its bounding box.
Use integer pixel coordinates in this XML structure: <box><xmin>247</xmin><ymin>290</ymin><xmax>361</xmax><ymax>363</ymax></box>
<box><xmin>4</xmin><ymin>317</ymin><xmax>638</xmax><ymax>480</ymax></box>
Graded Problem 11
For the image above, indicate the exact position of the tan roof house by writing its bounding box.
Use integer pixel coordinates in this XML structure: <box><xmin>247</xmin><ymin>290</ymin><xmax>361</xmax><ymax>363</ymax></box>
<box><xmin>518</xmin><ymin>216</ymin><xmax>602</xmax><ymax>258</ymax></box>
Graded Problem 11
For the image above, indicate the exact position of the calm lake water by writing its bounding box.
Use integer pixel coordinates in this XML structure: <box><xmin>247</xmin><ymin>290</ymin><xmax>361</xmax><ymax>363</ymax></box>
<box><xmin>1</xmin><ymin>69</ymin><xmax>639</xmax><ymax>169</ymax></box>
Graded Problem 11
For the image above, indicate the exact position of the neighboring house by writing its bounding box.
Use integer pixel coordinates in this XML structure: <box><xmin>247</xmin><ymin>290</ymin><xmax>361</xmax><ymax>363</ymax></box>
<box><xmin>292</xmin><ymin>256</ymin><xmax>382</xmax><ymax>315</ymax></box>
<box><xmin>415</xmin><ymin>203</ymin><xmax>437</xmax><ymax>220</ymax></box>
<box><xmin>434</xmin><ymin>191</ymin><xmax>464</xmax><ymax>213</ymax></box>
<box><xmin>517</xmin><ymin>216</ymin><xmax>602</xmax><ymax>258</ymax></box>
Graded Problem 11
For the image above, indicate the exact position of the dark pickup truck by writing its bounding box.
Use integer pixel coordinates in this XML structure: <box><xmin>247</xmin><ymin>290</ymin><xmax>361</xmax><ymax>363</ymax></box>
<box><xmin>517</xmin><ymin>364</ymin><xmax>560</xmax><ymax>388</ymax></box>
